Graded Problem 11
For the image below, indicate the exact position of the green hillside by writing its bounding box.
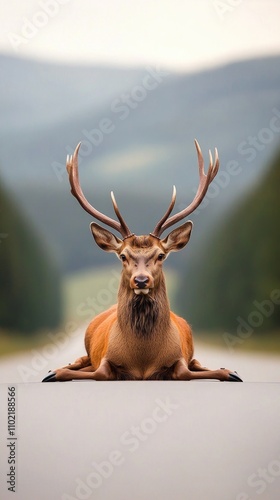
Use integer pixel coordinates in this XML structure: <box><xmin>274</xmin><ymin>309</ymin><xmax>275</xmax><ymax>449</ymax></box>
<box><xmin>176</xmin><ymin>148</ymin><xmax>280</xmax><ymax>335</ymax></box>
<box><xmin>0</xmin><ymin>179</ymin><xmax>62</xmax><ymax>334</ymax></box>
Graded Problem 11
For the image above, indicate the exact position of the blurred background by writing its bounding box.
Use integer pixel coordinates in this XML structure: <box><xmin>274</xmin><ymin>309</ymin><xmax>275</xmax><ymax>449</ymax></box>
<box><xmin>0</xmin><ymin>0</ymin><xmax>280</xmax><ymax>377</ymax></box>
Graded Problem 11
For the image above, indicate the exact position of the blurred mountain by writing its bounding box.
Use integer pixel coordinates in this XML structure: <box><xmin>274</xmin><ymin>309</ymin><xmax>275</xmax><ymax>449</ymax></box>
<box><xmin>0</xmin><ymin>53</ymin><xmax>280</xmax><ymax>272</ymax></box>
<box><xmin>176</xmin><ymin>146</ymin><xmax>280</xmax><ymax>334</ymax></box>
<box><xmin>0</xmin><ymin>54</ymin><xmax>146</xmax><ymax>136</ymax></box>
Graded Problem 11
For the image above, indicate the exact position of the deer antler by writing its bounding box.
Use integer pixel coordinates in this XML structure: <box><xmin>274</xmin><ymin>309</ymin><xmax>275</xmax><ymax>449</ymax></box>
<box><xmin>151</xmin><ymin>140</ymin><xmax>219</xmax><ymax>238</ymax></box>
<box><xmin>66</xmin><ymin>143</ymin><xmax>134</xmax><ymax>239</ymax></box>
<box><xmin>149</xmin><ymin>185</ymin><xmax>176</xmax><ymax>238</ymax></box>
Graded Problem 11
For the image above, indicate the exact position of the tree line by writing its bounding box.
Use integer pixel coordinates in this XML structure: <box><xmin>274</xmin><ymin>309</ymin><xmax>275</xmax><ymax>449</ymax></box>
<box><xmin>0</xmin><ymin>177</ymin><xmax>62</xmax><ymax>335</ymax></box>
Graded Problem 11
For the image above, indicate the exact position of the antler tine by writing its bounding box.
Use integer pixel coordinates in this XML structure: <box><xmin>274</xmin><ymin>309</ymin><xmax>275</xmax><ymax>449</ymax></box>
<box><xmin>110</xmin><ymin>191</ymin><xmax>134</xmax><ymax>239</ymax></box>
<box><xmin>66</xmin><ymin>142</ymin><xmax>132</xmax><ymax>239</ymax></box>
<box><xmin>192</xmin><ymin>142</ymin><xmax>218</xmax><ymax>200</ymax></box>
<box><xmin>212</xmin><ymin>147</ymin><xmax>220</xmax><ymax>180</ymax></box>
<box><xmin>194</xmin><ymin>139</ymin><xmax>204</xmax><ymax>177</ymax></box>
<box><xmin>152</xmin><ymin>140</ymin><xmax>220</xmax><ymax>237</ymax></box>
<box><xmin>150</xmin><ymin>186</ymin><xmax>176</xmax><ymax>238</ymax></box>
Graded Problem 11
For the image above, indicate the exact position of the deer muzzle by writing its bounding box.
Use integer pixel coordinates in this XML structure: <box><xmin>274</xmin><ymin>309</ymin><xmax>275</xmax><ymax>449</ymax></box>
<box><xmin>132</xmin><ymin>274</ymin><xmax>153</xmax><ymax>295</ymax></box>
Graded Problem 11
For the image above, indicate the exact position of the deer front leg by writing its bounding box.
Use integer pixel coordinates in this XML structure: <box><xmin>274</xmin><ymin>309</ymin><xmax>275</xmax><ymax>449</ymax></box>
<box><xmin>42</xmin><ymin>358</ymin><xmax>115</xmax><ymax>382</ymax></box>
<box><xmin>173</xmin><ymin>358</ymin><xmax>243</xmax><ymax>382</ymax></box>
<box><xmin>42</xmin><ymin>355</ymin><xmax>91</xmax><ymax>381</ymax></box>
<box><xmin>60</xmin><ymin>355</ymin><xmax>91</xmax><ymax>370</ymax></box>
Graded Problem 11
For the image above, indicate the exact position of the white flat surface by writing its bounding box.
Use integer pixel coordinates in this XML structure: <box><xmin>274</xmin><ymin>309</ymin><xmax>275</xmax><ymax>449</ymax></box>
<box><xmin>0</xmin><ymin>382</ymin><xmax>280</xmax><ymax>500</ymax></box>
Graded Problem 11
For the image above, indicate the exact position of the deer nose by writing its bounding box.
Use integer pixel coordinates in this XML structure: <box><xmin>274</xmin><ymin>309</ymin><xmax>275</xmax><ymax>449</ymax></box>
<box><xmin>134</xmin><ymin>275</ymin><xmax>149</xmax><ymax>289</ymax></box>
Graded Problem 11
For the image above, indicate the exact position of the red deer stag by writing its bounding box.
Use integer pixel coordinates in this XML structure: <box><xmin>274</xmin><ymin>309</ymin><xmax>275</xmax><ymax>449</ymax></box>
<box><xmin>43</xmin><ymin>140</ymin><xmax>242</xmax><ymax>382</ymax></box>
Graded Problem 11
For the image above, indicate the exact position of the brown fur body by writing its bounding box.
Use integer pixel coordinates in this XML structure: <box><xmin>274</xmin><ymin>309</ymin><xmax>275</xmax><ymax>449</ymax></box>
<box><xmin>47</xmin><ymin>233</ymin><xmax>242</xmax><ymax>382</ymax></box>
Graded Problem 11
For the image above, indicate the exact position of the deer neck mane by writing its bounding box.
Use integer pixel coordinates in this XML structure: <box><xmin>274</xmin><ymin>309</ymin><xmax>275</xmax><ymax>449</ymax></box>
<box><xmin>117</xmin><ymin>274</ymin><xmax>170</xmax><ymax>338</ymax></box>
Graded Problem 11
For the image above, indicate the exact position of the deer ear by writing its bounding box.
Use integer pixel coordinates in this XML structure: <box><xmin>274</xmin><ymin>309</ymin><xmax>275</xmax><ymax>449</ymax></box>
<box><xmin>90</xmin><ymin>222</ymin><xmax>123</xmax><ymax>252</ymax></box>
<box><xmin>161</xmin><ymin>221</ymin><xmax>193</xmax><ymax>253</ymax></box>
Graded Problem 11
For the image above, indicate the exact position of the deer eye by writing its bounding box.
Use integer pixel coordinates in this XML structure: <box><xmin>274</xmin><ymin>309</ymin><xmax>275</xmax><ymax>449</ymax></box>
<box><xmin>120</xmin><ymin>254</ymin><xmax>127</xmax><ymax>262</ymax></box>
<box><xmin>157</xmin><ymin>253</ymin><xmax>165</xmax><ymax>261</ymax></box>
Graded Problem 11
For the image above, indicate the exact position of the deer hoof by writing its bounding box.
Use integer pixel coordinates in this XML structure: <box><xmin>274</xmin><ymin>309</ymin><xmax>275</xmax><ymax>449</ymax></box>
<box><xmin>42</xmin><ymin>371</ymin><xmax>57</xmax><ymax>382</ymax></box>
<box><xmin>228</xmin><ymin>371</ymin><xmax>243</xmax><ymax>382</ymax></box>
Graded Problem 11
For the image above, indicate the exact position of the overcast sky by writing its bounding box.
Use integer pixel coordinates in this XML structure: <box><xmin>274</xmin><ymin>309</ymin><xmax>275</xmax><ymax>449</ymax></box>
<box><xmin>0</xmin><ymin>0</ymin><xmax>280</xmax><ymax>72</ymax></box>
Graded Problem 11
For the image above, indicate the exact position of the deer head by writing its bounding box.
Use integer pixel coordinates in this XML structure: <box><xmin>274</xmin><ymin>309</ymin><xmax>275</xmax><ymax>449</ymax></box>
<box><xmin>66</xmin><ymin>140</ymin><xmax>219</xmax><ymax>296</ymax></box>
<box><xmin>90</xmin><ymin>222</ymin><xmax>193</xmax><ymax>296</ymax></box>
